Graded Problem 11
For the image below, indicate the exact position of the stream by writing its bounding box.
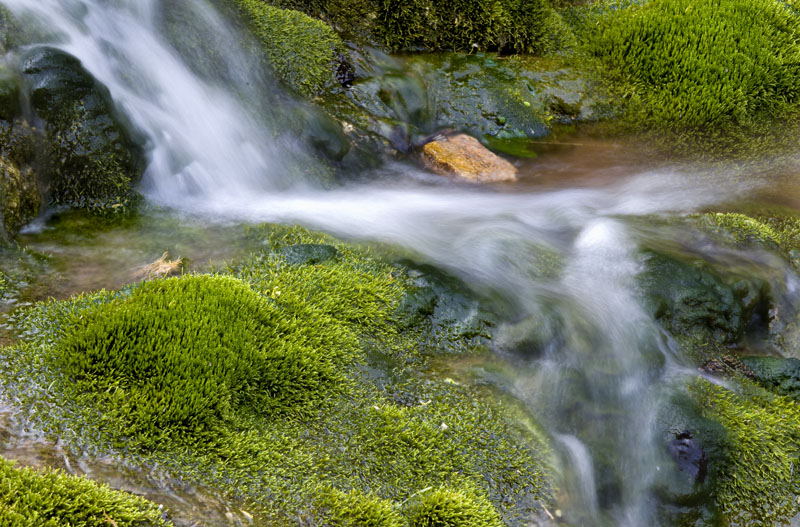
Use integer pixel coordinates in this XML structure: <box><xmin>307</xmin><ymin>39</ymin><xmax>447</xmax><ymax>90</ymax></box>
<box><xmin>3</xmin><ymin>0</ymin><xmax>800</xmax><ymax>526</ymax></box>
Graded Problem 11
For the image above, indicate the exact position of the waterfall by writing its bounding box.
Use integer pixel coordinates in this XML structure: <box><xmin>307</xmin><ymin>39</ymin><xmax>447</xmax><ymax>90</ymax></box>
<box><xmin>1</xmin><ymin>0</ymin><xmax>780</xmax><ymax>524</ymax></box>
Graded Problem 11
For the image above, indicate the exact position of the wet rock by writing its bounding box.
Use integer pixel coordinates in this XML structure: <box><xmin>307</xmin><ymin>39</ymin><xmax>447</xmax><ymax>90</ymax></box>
<box><xmin>341</xmin><ymin>51</ymin><xmax>602</xmax><ymax>153</ymax></box>
<box><xmin>639</xmin><ymin>250</ymin><xmax>769</xmax><ymax>347</ymax></box>
<box><xmin>654</xmin><ymin>397</ymin><xmax>720</xmax><ymax>508</ymax></box>
<box><xmin>668</xmin><ymin>431</ymin><xmax>707</xmax><ymax>486</ymax></box>
<box><xmin>277</xmin><ymin>243</ymin><xmax>339</xmax><ymax>265</ymax></box>
<box><xmin>421</xmin><ymin>134</ymin><xmax>517</xmax><ymax>183</ymax></box>
<box><xmin>21</xmin><ymin>46</ymin><xmax>145</xmax><ymax>213</ymax></box>
<box><xmin>740</xmin><ymin>355</ymin><xmax>800</xmax><ymax>400</ymax></box>
<box><xmin>0</xmin><ymin>156</ymin><xmax>38</xmax><ymax>244</ymax></box>
<box><xmin>396</xmin><ymin>262</ymin><xmax>494</xmax><ymax>352</ymax></box>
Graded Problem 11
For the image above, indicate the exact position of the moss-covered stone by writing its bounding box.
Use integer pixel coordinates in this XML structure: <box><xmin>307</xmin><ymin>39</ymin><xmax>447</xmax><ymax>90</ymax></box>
<box><xmin>267</xmin><ymin>0</ymin><xmax>562</xmax><ymax>54</ymax></box>
<box><xmin>689</xmin><ymin>377</ymin><xmax>800</xmax><ymax>526</ymax></box>
<box><xmin>0</xmin><ymin>456</ymin><xmax>171</xmax><ymax>526</ymax></box>
<box><xmin>20</xmin><ymin>46</ymin><xmax>145</xmax><ymax>214</ymax></box>
<box><xmin>638</xmin><ymin>249</ymin><xmax>769</xmax><ymax>348</ymax></box>
<box><xmin>0</xmin><ymin>156</ymin><xmax>38</xmax><ymax>243</ymax></box>
<box><xmin>0</xmin><ymin>225</ymin><xmax>554</xmax><ymax>525</ymax></box>
<box><xmin>587</xmin><ymin>0</ymin><xmax>800</xmax><ymax>149</ymax></box>
<box><xmin>340</xmin><ymin>51</ymin><xmax>600</xmax><ymax>150</ymax></box>
<box><xmin>703</xmin><ymin>212</ymin><xmax>800</xmax><ymax>268</ymax></box>
<box><xmin>740</xmin><ymin>356</ymin><xmax>800</xmax><ymax>401</ymax></box>
<box><xmin>228</xmin><ymin>1</ymin><xmax>346</xmax><ymax>96</ymax></box>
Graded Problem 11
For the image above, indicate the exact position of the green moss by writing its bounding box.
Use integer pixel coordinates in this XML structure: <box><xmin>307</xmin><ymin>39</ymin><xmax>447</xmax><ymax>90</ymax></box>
<box><xmin>228</xmin><ymin>1</ymin><xmax>344</xmax><ymax>96</ymax></box>
<box><xmin>315</xmin><ymin>488</ymin><xmax>405</xmax><ymax>527</ymax></box>
<box><xmin>0</xmin><ymin>456</ymin><xmax>171</xmax><ymax>526</ymax></box>
<box><xmin>689</xmin><ymin>377</ymin><xmax>800</xmax><ymax>525</ymax></box>
<box><xmin>51</xmin><ymin>274</ymin><xmax>361</xmax><ymax>448</ymax></box>
<box><xmin>404</xmin><ymin>486</ymin><xmax>503</xmax><ymax>527</ymax></box>
<box><xmin>703</xmin><ymin>211</ymin><xmax>800</xmax><ymax>268</ymax></box>
<box><xmin>376</xmin><ymin>0</ymin><xmax>554</xmax><ymax>53</ymax></box>
<box><xmin>0</xmin><ymin>226</ymin><xmax>553</xmax><ymax>525</ymax></box>
<box><xmin>587</xmin><ymin>0</ymin><xmax>800</xmax><ymax>150</ymax></box>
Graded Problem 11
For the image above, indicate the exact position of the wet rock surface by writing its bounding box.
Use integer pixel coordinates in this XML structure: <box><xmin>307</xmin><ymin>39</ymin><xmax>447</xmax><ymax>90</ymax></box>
<box><xmin>21</xmin><ymin>46</ymin><xmax>145</xmax><ymax>212</ymax></box>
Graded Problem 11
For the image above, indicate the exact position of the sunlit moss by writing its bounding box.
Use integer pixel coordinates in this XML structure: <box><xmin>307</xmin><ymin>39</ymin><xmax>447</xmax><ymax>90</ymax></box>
<box><xmin>689</xmin><ymin>377</ymin><xmax>800</xmax><ymax>525</ymax></box>
<box><xmin>0</xmin><ymin>456</ymin><xmax>171</xmax><ymax>526</ymax></box>
<box><xmin>587</xmin><ymin>0</ymin><xmax>800</xmax><ymax>147</ymax></box>
<box><xmin>703</xmin><ymin>212</ymin><xmax>800</xmax><ymax>268</ymax></box>
<box><xmin>0</xmin><ymin>225</ymin><xmax>553</xmax><ymax>525</ymax></box>
<box><xmin>228</xmin><ymin>0</ymin><xmax>344</xmax><ymax>96</ymax></box>
<box><xmin>50</xmin><ymin>274</ymin><xmax>357</xmax><ymax>449</ymax></box>
<box><xmin>403</xmin><ymin>485</ymin><xmax>503</xmax><ymax>527</ymax></box>
<box><xmin>314</xmin><ymin>488</ymin><xmax>405</xmax><ymax>527</ymax></box>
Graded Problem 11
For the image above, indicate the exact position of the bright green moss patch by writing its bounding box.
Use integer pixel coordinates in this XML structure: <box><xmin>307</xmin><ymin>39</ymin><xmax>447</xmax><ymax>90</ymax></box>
<box><xmin>314</xmin><ymin>488</ymin><xmax>405</xmax><ymax>527</ymax></box>
<box><xmin>404</xmin><ymin>486</ymin><xmax>503</xmax><ymax>527</ymax></box>
<box><xmin>588</xmin><ymin>0</ymin><xmax>800</xmax><ymax>149</ymax></box>
<box><xmin>703</xmin><ymin>212</ymin><xmax>800</xmax><ymax>268</ymax></box>
<box><xmin>228</xmin><ymin>1</ymin><xmax>344</xmax><ymax>96</ymax></box>
<box><xmin>0</xmin><ymin>456</ymin><xmax>171</xmax><ymax>526</ymax></box>
<box><xmin>689</xmin><ymin>377</ymin><xmax>800</xmax><ymax>525</ymax></box>
<box><xmin>50</xmin><ymin>274</ymin><xmax>354</xmax><ymax>448</ymax></box>
<box><xmin>0</xmin><ymin>225</ymin><xmax>553</xmax><ymax>525</ymax></box>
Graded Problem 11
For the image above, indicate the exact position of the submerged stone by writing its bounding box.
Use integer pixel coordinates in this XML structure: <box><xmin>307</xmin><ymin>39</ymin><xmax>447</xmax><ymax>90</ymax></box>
<box><xmin>421</xmin><ymin>134</ymin><xmax>517</xmax><ymax>183</ymax></box>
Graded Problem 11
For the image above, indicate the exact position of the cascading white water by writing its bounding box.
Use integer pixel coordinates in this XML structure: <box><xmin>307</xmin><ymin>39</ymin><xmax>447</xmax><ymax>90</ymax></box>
<box><xmin>3</xmin><ymin>0</ymin><xmax>790</xmax><ymax>525</ymax></box>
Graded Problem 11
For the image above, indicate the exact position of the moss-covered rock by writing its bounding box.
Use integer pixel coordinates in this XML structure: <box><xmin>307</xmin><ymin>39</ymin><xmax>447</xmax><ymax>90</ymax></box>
<box><xmin>689</xmin><ymin>377</ymin><xmax>800</xmax><ymax>526</ymax></box>
<box><xmin>268</xmin><ymin>0</ymin><xmax>562</xmax><ymax>54</ymax></box>
<box><xmin>0</xmin><ymin>225</ymin><xmax>553</xmax><ymax>525</ymax></box>
<box><xmin>52</xmin><ymin>274</ymin><xmax>357</xmax><ymax>448</ymax></box>
<box><xmin>0</xmin><ymin>156</ymin><xmax>38</xmax><ymax>243</ymax></box>
<box><xmin>0</xmin><ymin>456</ymin><xmax>171</xmax><ymax>526</ymax></box>
<box><xmin>337</xmin><ymin>51</ymin><xmax>600</xmax><ymax>153</ymax></box>
<box><xmin>228</xmin><ymin>1</ymin><xmax>346</xmax><ymax>96</ymax></box>
<box><xmin>638</xmin><ymin>250</ymin><xmax>769</xmax><ymax>349</ymax></box>
<box><xmin>587</xmin><ymin>0</ymin><xmax>800</xmax><ymax>148</ymax></box>
<box><xmin>20</xmin><ymin>46</ymin><xmax>145</xmax><ymax>214</ymax></box>
<box><xmin>740</xmin><ymin>356</ymin><xmax>800</xmax><ymax>401</ymax></box>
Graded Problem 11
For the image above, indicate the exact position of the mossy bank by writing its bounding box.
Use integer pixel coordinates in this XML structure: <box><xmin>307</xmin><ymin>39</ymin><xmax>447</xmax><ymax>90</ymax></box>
<box><xmin>0</xmin><ymin>226</ymin><xmax>554</xmax><ymax>526</ymax></box>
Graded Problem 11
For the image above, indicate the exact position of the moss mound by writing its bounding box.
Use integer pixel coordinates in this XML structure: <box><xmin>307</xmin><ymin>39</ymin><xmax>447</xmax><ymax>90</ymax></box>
<box><xmin>315</xmin><ymin>488</ymin><xmax>405</xmax><ymax>527</ymax></box>
<box><xmin>52</xmin><ymin>274</ymin><xmax>354</xmax><ymax>447</ymax></box>
<box><xmin>0</xmin><ymin>226</ymin><xmax>553</xmax><ymax>525</ymax></box>
<box><xmin>588</xmin><ymin>0</ymin><xmax>800</xmax><ymax>146</ymax></box>
<box><xmin>689</xmin><ymin>378</ymin><xmax>800</xmax><ymax>525</ymax></box>
<box><xmin>228</xmin><ymin>1</ymin><xmax>344</xmax><ymax>96</ymax></box>
<box><xmin>0</xmin><ymin>456</ymin><xmax>170</xmax><ymax>526</ymax></box>
<box><xmin>404</xmin><ymin>486</ymin><xmax>503</xmax><ymax>527</ymax></box>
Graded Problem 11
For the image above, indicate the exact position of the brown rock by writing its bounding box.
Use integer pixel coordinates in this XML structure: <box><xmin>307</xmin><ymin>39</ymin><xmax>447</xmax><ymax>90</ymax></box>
<box><xmin>421</xmin><ymin>134</ymin><xmax>517</xmax><ymax>183</ymax></box>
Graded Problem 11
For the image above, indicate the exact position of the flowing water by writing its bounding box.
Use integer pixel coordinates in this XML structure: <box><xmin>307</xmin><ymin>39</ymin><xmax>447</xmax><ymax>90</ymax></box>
<box><xmin>3</xmin><ymin>0</ymin><xmax>800</xmax><ymax>525</ymax></box>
